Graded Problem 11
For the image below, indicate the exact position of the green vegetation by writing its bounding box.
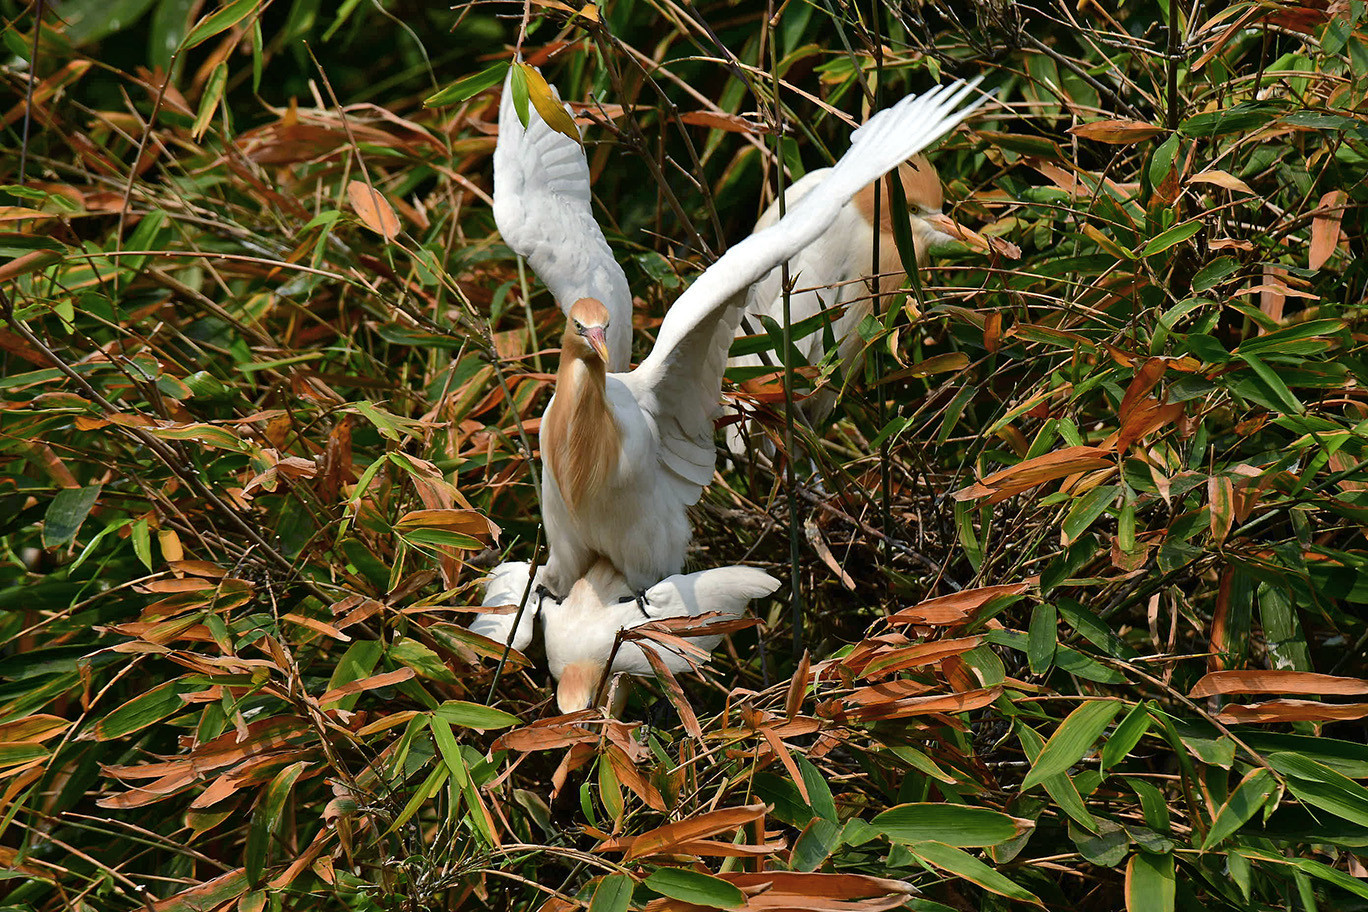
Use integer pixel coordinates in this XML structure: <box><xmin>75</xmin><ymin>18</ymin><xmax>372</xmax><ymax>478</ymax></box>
<box><xmin>2</xmin><ymin>0</ymin><xmax>1368</xmax><ymax>909</ymax></box>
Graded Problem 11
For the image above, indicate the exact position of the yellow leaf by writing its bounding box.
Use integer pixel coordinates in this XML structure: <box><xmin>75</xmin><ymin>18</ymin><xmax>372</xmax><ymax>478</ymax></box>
<box><xmin>345</xmin><ymin>180</ymin><xmax>401</xmax><ymax>240</ymax></box>
<box><xmin>516</xmin><ymin>63</ymin><xmax>581</xmax><ymax>145</ymax></box>
<box><xmin>1189</xmin><ymin>169</ymin><xmax>1254</xmax><ymax>194</ymax></box>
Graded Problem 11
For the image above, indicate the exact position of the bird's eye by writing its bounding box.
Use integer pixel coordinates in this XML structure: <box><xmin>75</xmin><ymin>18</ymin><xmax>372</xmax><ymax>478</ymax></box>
<box><xmin>573</xmin><ymin>320</ymin><xmax>584</xmax><ymax>332</ymax></box>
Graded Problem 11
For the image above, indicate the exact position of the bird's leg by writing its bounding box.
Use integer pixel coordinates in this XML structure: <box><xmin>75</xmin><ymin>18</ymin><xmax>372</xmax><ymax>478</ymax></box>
<box><xmin>634</xmin><ymin>589</ymin><xmax>651</xmax><ymax>619</ymax></box>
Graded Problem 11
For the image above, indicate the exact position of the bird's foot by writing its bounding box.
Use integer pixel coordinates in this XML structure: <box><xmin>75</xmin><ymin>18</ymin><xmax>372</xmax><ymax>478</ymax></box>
<box><xmin>634</xmin><ymin>589</ymin><xmax>651</xmax><ymax>619</ymax></box>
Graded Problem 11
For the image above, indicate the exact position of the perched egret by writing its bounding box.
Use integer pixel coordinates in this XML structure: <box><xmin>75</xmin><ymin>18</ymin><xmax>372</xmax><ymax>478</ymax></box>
<box><xmin>471</xmin><ymin>560</ymin><xmax>780</xmax><ymax>712</ymax></box>
<box><xmin>727</xmin><ymin>155</ymin><xmax>992</xmax><ymax>445</ymax></box>
<box><xmin>534</xmin><ymin>79</ymin><xmax>989</xmax><ymax>597</ymax></box>
<box><xmin>493</xmin><ymin>66</ymin><xmax>633</xmax><ymax>371</ymax></box>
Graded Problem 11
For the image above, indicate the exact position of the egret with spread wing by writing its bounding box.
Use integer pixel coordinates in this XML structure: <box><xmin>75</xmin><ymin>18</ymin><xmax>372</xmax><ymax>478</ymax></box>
<box><xmin>493</xmin><ymin>66</ymin><xmax>633</xmax><ymax>371</ymax></box>
<box><xmin>537</xmin><ymin>79</ymin><xmax>989</xmax><ymax>598</ymax></box>
<box><xmin>472</xmin><ymin>560</ymin><xmax>779</xmax><ymax>712</ymax></box>
<box><xmin>727</xmin><ymin>155</ymin><xmax>996</xmax><ymax>446</ymax></box>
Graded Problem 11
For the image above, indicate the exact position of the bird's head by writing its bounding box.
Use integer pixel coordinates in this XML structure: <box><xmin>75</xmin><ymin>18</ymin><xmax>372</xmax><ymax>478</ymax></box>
<box><xmin>567</xmin><ymin>298</ymin><xmax>611</xmax><ymax>364</ymax></box>
<box><xmin>542</xmin><ymin>560</ymin><xmax>637</xmax><ymax>713</ymax></box>
<box><xmin>862</xmin><ymin>157</ymin><xmax>992</xmax><ymax>259</ymax></box>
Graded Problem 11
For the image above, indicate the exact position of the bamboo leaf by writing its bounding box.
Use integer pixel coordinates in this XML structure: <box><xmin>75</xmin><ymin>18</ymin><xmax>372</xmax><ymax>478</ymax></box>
<box><xmin>1021</xmin><ymin>700</ymin><xmax>1123</xmax><ymax>791</ymax></box>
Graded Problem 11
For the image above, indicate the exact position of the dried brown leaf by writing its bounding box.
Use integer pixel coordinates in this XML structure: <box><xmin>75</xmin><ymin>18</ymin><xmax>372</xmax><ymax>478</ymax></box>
<box><xmin>346</xmin><ymin>180</ymin><xmax>401</xmax><ymax>240</ymax></box>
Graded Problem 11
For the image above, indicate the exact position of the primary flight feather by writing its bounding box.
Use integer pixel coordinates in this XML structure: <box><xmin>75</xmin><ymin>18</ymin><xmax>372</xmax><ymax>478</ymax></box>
<box><xmin>525</xmin><ymin>77</ymin><xmax>989</xmax><ymax>596</ymax></box>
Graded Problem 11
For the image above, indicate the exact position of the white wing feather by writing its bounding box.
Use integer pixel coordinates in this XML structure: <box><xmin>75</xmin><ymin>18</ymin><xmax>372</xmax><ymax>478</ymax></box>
<box><xmin>492</xmin><ymin>66</ymin><xmax>633</xmax><ymax>370</ymax></box>
<box><xmin>469</xmin><ymin>560</ymin><xmax>542</xmax><ymax>652</ymax></box>
<box><xmin>610</xmin><ymin>566</ymin><xmax>781</xmax><ymax>674</ymax></box>
<box><xmin>624</xmin><ymin>78</ymin><xmax>987</xmax><ymax>493</ymax></box>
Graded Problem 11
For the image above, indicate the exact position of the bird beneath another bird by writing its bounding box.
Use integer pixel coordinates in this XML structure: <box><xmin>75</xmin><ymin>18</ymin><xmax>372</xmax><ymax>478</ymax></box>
<box><xmin>471</xmin><ymin>559</ymin><xmax>780</xmax><ymax>713</ymax></box>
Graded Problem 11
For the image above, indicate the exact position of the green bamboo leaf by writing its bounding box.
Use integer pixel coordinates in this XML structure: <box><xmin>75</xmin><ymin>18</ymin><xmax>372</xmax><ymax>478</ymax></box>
<box><xmin>246</xmin><ymin>760</ymin><xmax>307</xmax><ymax>883</ymax></box>
<box><xmin>1125</xmin><ymin>851</ymin><xmax>1175</xmax><ymax>912</ymax></box>
<box><xmin>1021</xmin><ymin>700</ymin><xmax>1122</xmax><ymax>791</ymax></box>
<box><xmin>1061</xmin><ymin>485</ymin><xmax>1116</xmax><ymax>546</ymax></box>
<box><xmin>1141</xmin><ymin>220</ymin><xmax>1201</xmax><ymax>257</ymax></box>
<box><xmin>909</xmin><ymin>842</ymin><xmax>1042</xmax><ymax>905</ymax></box>
<box><xmin>1027</xmin><ymin>602</ymin><xmax>1057</xmax><ymax>674</ymax></box>
<box><xmin>430</xmin><ymin>716</ymin><xmax>470</xmax><ymax>789</ymax></box>
<box><xmin>42</xmin><ymin>484</ymin><xmax>101</xmax><ymax>549</ymax></box>
<box><xmin>1018</xmin><ymin>720</ymin><xmax>1096</xmax><ymax>830</ymax></box>
<box><xmin>1268</xmin><ymin>752</ymin><xmax>1368</xmax><ymax>828</ymax></box>
<box><xmin>874</xmin><ymin>803</ymin><xmax>1031</xmax><ymax>847</ymax></box>
<box><xmin>385</xmin><ymin>764</ymin><xmax>447</xmax><ymax>836</ymax></box>
<box><xmin>644</xmin><ymin>869</ymin><xmax>744</xmax><ymax>909</ymax></box>
<box><xmin>1202</xmin><ymin>769</ymin><xmax>1278</xmax><ymax>849</ymax></box>
<box><xmin>790</xmin><ymin>817</ymin><xmax>842</xmax><ymax>871</ymax></box>
<box><xmin>1101</xmin><ymin>701</ymin><xmax>1152</xmax><ymax>769</ymax></box>
<box><xmin>192</xmin><ymin>61</ymin><xmax>228</xmax><ymax>140</ymax></box>
<box><xmin>93</xmin><ymin>679</ymin><xmax>187</xmax><ymax>741</ymax></box>
<box><xmin>508</xmin><ymin>60</ymin><xmax>530</xmax><ymax>129</ymax></box>
<box><xmin>389</xmin><ymin>637</ymin><xmax>458</xmax><ymax>684</ymax></box>
<box><xmin>184</xmin><ymin>0</ymin><xmax>258</xmax><ymax>50</ymax></box>
<box><xmin>1235</xmin><ymin>351</ymin><xmax>1305</xmax><ymax>414</ymax></box>
<box><xmin>588</xmin><ymin>874</ymin><xmax>635</xmax><ymax>912</ymax></box>
<box><xmin>425</xmin><ymin>63</ymin><xmax>508</xmax><ymax>107</ymax></box>
<box><xmin>434</xmin><ymin>700</ymin><xmax>521</xmax><ymax>731</ymax></box>
<box><xmin>1236</xmin><ymin>848</ymin><xmax>1368</xmax><ymax>899</ymax></box>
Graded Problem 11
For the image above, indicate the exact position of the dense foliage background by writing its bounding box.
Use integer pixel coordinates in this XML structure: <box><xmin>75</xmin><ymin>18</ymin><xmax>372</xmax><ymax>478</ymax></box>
<box><xmin>3</xmin><ymin>0</ymin><xmax>1368</xmax><ymax>909</ymax></box>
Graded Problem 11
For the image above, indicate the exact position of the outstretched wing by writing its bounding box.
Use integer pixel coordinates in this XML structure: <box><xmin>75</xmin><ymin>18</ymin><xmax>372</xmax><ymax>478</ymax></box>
<box><xmin>624</xmin><ymin>78</ymin><xmax>987</xmax><ymax>492</ymax></box>
<box><xmin>469</xmin><ymin>560</ymin><xmax>542</xmax><ymax>652</ymax></box>
<box><xmin>492</xmin><ymin>65</ymin><xmax>633</xmax><ymax>370</ymax></box>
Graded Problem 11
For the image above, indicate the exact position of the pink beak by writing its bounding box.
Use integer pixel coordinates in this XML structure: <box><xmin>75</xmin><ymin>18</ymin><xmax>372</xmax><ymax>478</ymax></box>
<box><xmin>923</xmin><ymin>213</ymin><xmax>992</xmax><ymax>254</ymax></box>
<box><xmin>583</xmin><ymin>326</ymin><xmax>610</xmax><ymax>364</ymax></box>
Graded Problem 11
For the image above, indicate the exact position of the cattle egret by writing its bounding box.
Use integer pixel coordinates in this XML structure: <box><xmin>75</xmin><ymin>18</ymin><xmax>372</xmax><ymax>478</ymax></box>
<box><xmin>468</xmin><ymin>560</ymin><xmax>546</xmax><ymax>652</ymax></box>
<box><xmin>727</xmin><ymin>156</ymin><xmax>991</xmax><ymax>443</ymax></box>
<box><xmin>493</xmin><ymin>66</ymin><xmax>633</xmax><ymax>371</ymax></box>
<box><xmin>534</xmin><ymin>78</ymin><xmax>989</xmax><ymax>598</ymax></box>
<box><xmin>472</xmin><ymin>560</ymin><xmax>779</xmax><ymax>712</ymax></box>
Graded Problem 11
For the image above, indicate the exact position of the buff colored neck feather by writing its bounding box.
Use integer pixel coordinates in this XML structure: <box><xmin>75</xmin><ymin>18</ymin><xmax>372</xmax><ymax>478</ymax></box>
<box><xmin>854</xmin><ymin>157</ymin><xmax>940</xmax><ymax>288</ymax></box>
<box><xmin>545</xmin><ymin>329</ymin><xmax>620</xmax><ymax>510</ymax></box>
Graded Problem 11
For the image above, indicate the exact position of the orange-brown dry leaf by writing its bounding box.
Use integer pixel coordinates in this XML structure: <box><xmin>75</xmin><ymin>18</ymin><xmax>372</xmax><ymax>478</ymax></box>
<box><xmin>1310</xmin><ymin>189</ymin><xmax>1348</xmax><ymax>269</ymax></box>
<box><xmin>858</xmin><ymin>637</ymin><xmax>985</xmax><ymax>679</ymax></box>
<box><xmin>493</xmin><ymin>714</ymin><xmax>600</xmax><ymax>753</ymax></box>
<box><xmin>1215</xmin><ymin>700</ymin><xmax>1368</xmax><ymax>724</ymax></box>
<box><xmin>317</xmin><ymin>668</ymin><xmax>414</xmax><ymax>708</ymax></box>
<box><xmin>394</xmin><ymin>508</ymin><xmax>500</xmax><ymax>544</ymax></box>
<box><xmin>346</xmin><ymin>180</ymin><xmax>401</xmax><ymax>240</ymax></box>
<box><xmin>843</xmin><ymin>686</ymin><xmax>1001</xmax><ymax>721</ymax></box>
<box><xmin>680</xmin><ymin>110</ymin><xmax>770</xmax><ymax>133</ymax></box>
<box><xmin>952</xmin><ymin>446</ymin><xmax>1114</xmax><ymax>504</ymax></box>
<box><xmin>1068</xmin><ymin>119</ymin><xmax>1167</xmax><ymax>143</ymax></box>
<box><xmin>641</xmin><ymin>646</ymin><xmax>703</xmax><ymax>738</ymax></box>
<box><xmin>888</xmin><ymin>583</ymin><xmax>1030</xmax><ymax>626</ymax></box>
<box><xmin>595</xmin><ymin>803</ymin><xmax>767</xmax><ymax>858</ymax></box>
<box><xmin>1190</xmin><ymin>669</ymin><xmax>1368</xmax><ymax>698</ymax></box>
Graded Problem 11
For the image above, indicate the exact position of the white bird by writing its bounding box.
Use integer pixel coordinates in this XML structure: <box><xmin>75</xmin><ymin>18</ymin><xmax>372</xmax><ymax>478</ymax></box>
<box><xmin>493</xmin><ymin>66</ymin><xmax>633</xmax><ymax>371</ymax></box>
<box><xmin>727</xmin><ymin>155</ymin><xmax>993</xmax><ymax>445</ymax></box>
<box><xmin>534</xmin><ymin>79</ymin><xmax>989</xmax><ymax>599</ymax></box>
<box><xmin>471</xmin><ymin>559</ymin><xmax>780</xmax><ymax>712</ymax></box>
